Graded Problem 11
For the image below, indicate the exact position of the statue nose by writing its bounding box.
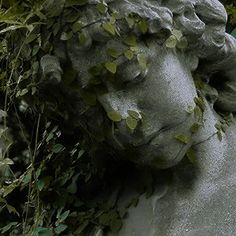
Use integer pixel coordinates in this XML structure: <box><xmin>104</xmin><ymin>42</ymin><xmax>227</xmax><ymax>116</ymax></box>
<box><xmin>98</xmin><ymin>91</ymin><xmax>138</xmax><ymax>120</ymax></box>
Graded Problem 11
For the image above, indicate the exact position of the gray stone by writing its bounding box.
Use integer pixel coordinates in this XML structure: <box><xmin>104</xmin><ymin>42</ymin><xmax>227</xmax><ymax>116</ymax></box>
<box><xmin>54</xmin><ymin>0</ymin><xmax>236</xmax><ymax>234</ymax></box>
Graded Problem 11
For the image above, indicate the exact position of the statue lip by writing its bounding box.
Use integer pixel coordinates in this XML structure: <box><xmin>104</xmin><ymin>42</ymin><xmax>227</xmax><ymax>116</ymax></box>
<box><xmin>132</xmin><ymin>117</ymin><xmax>190</xmax><ymax>147</ymax></box>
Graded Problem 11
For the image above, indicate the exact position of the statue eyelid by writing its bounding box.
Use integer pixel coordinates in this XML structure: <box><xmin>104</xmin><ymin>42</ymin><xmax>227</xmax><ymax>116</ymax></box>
<box><xmin>122</xmin><ymin>73</ymin><xmax>146</xmax><ymax>87</ymax></box>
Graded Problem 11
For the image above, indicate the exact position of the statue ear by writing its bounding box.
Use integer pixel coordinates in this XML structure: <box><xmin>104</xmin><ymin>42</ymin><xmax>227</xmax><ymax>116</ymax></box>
<box><xmin>201</xmin><ymin>84</ymin><xmax>219</xmax><ymax>106</ymax></box>
<box><xmin>186</xmin><ymin>54</ymin><xmax>199</xmax><ymax>72</ymax></box>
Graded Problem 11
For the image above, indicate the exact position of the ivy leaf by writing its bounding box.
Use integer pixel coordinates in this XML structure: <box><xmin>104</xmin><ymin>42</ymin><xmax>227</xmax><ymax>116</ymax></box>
<box><xmin>107</xmin><ymin>48</ymin><xmax>122</xmax><ymax>58</ymax></box>
<box><xmin>194</xmin><ymin>96</ymin><xmax>205</xmax><ymax>111</ymax></box>
<box><xmin>126</xmin><ymin>116</ymin><xmax>138</xmax><ymax>130</ymax></box>
<box><xmin>124</xmin><ymin>50</ymin><xmax>134</xmax><ymax>60</ymax></box>
<box><xmin>60</xmin><ymin>31</ymin><xmax>73</xmax><ymax>41</ymax></box>
<box><xmin>16</xmin><ymin>88</ymin><xmax>28</xmax><ymax>97</ymax></box>
<box><xmin>125</xmin><ymin>16</ymin><xmax>135</xmax><ymax>28</ymax></box>
<box><xmin>34</xmin><ymin>227</ymin><xmax>53</xmax><ymax>236</ymax></box>
<box><xmin>102</xmin><ymin>22</ymin><xmax>116</xmax><ymax>36</ymax></box>
<box><xmin>0</xmin><ymin>158</ymin><xmax>14</xmax><ymax>166</ymax></box>
<box><xmin>107</xmin><ymin>111</ymin><xmax>122</xmax><ymax>122</ymax></box>
<box><xmin>138</xmin><ymin>19</ymin><xmax>148</xmax><ymax>34</ymax></box>
<box><xmin>58</xmin><ymin>210</ymin><xmax>70</xmax><ymax>222</ymax></box>
<box><xmin>52</xmin><ymin>144</ymin><xmax>65</xmax><ymax>153</ymax></box>
<box><xmin>137</xmin><ymin>54</ymin><xmax>147</xmax><ymax>70</ymax></box>
<box><xmin>0</xmin><ymin>25</ymin><xmax>26</xmax><ymax>34</ymax></box>
<box><xmin>96</xmin><ymin>2</ymin><xmax>108</xmax><ymax>14</ymax></box>
<box><xmin>1</xmin><ymin>222</ymin><xmax>18</xmax><ymax>234</ymax></box>
<box><xmin>186</xmin><ymin>148</ymin><xmax>197</xmax><ymax>163</ymax></box>
<box><xmin>37</xmin><ymin>179</ymin><xmax>45</xmax><ymax>191</ymax></box>
<box><xmin>72</xmin><ymin>21</ymin><xmax>83</xmax><ymax>33</ymax></box>
<box><xmin>25</xmin><ymin>33</ymin><xmax>39</xmax><ymax>44</ymax></box>
<box><xmin>7</xmin><ymin>204</ymin><xmax>19</xmax><ymax>216</ymax></box>
<box><xmin>174</xmin><ymin>133</ymin><xmax>190</xmax><ymax>144</ymax></box>
<box><xmin>231</xmin><ymin>28</ymin><xmax>236</xmax><ymax>38</ymax></box>
<box><xmin>110</xmin><ymin>218</ymin><xmax>122</xmax><ymax>233</ymax></box>
<box><xmin>190</xmin><ymin>123</ymin><xmax>201</xmax><ymax>133</ymax></box>
<box><xmin>177</xmin><ymin>37</ymin><xmax>188</xmax><ymax>49</ymax></box>
<box><xmin>172</xmin><ymin>29</ymin><xmax>183</xmax><ymax>41</ymax></box>
<box><xmin>55</xmin><ymin>224</ymin><xmax>68</xmax><ymax>234</ymax></box>
<box><xmin>105</xmin><ymin>62</ymin><xmax>117</xmax><ymax>74</ymax></box>
<box><xmin>124</xmin><ymin>35</ymin><xmax>137</xmax><ymax>46</ymax></box>
<box><xmin>165</xmin><ymin>35</ymin><xmax>177</xmax><ymax>48</ymax></box>
<box><xmin>65</xmin><ymin>0</ymin><xmax>88</xmax><ymax>7</ymax></box>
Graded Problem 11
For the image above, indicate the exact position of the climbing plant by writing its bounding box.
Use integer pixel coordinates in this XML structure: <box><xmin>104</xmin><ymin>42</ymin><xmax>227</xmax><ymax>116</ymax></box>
<box><xmin>0</xmin><ymin>0</ymin><xmax>235</xmax><ymax>235</ymax></box>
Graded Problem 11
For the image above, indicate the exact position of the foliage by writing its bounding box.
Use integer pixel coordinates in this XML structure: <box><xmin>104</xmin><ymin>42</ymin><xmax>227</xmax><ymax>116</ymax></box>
<box><xmin>0</xmin><ymin>0</ymin><xmax>162</xmax><ymax>234</ymax></box>
<box><xmin>0</xmin><ymin>0</ymin><xmax>235</xmax><ymax>235</ymax></box>
<box><xmin>0</xmin><ymin>0</ymin><xmax>127</xmax><ymax>235</ymax></box>
<box><xmin>221</xmin><ymin>0</ymin><xmax>236</xmax><ymax>26</ymax></box>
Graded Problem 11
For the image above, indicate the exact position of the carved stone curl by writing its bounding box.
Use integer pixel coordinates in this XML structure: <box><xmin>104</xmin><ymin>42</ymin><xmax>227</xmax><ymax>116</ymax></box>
<box><xmin>42</xmin><ymin>0</ymin><xmax>236</xmax><ymax>234</ymax></box>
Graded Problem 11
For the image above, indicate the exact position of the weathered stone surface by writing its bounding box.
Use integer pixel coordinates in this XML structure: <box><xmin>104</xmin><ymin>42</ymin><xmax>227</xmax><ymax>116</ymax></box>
<box><xmin>63</xmin><ymin>0</ymin><xmax>236</xmax><ymax>234</ymax></box>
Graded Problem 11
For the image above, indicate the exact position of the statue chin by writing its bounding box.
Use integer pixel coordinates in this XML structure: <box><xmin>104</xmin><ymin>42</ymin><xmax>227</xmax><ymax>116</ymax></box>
<box><xmin>107</xmin><ymin>129</ymin><xmax>192</xmax><ymax>169</ymax></box>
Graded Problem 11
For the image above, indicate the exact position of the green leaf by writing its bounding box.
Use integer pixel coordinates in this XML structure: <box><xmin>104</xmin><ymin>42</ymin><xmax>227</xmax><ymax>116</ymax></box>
<box><xmin>174</xmin><ymin>133</ymin><xmax>190</xmax><ymax>144</ymax></box>
<box><xmin>65</xmin><ymin>0</ymin><xmax>88</xmax><ymax>7</ymax></box>
<box><xmin>96</xmin><ymin>2</ymin><xmax>108</xmax><ymax>14</ymax></box>
<box><xmin>7</xmin><ymin>204</ymin><xmax>19</xmax><ymax>216</ymax></box>
<box><xmin>137</xmin><ymin>54</ymin><xmax>147</xmax><ymax>70</ymax></box>
<box><xmin>194</xmin><ymin>96</ymin><xmax>205</xmax><ymax>111</ymax></box>
<box><xmin>194</xmin><ymin>105</ymin><xmax>203</xmax><ymax>122</ymax></box>
<box><xmin>25</xmin><ymin>33</ymin><xmax>39</xmax><ymax>44</ymax></box>
<box><xmin>102</xmin><ymin>22</ymin><xmax>116</xmax><ymax>36</ymax></box>
<box><xmin>107</xmin><ymin>48</ymin><xmax>122</xmax><ymax>58</ymax></box>
<box><xmin>99</xmin><ymin>213</ymin><xmax>111</xmax><ymax>226</ymax></box>
<box><xmin>186</xmin><ymin>148</ymin><xmax>196</xmax><ymax>163</ymax></box>
<box><xmin>37</xmin><ymin>179</ymin><xmax>45</xmax><ymax>191</ymax></box>
<box><xmin>126</xmin><ymin>116</ymin><xmax>138</xmax><ymax>130</ymax></box>
<box><xmin>16</xmin><ymin>88</ymin><xmax>28</xmax><ymax>97</ymax></box>
<box><xmin>58</xmin><ymin>210</ymin><xmax>70</xmax><ymax>222</ymax></box>
<box><xmin>165</xmin><ymin>35</ymin><xmax>177</xmax><ymax>48</ymax></box>
<box><xmin>81</xmin><ymin>91</ymin><xmax>97</xmax><ymax>106</ymax></box>
<box><xmin>125</xmin><ymin>16</ymin><xmax>135</xmax><ymax>28</ymax></box>
<box><xmin>88</xmin><ymin>65</ymin><xmax>103</xmax><ymax>76</ymax></box>
<box><xmin>124</xmin><ymin>35</ymin><xmax>137</xmax><ymax>46</ymax></box>
<box><xmin>231</xmin><ymin>28</ymin><xmax>236</xmax><ymax>38</ymax></box>
<box><xmin>67</xmin><ymin>174</ymin><xmax>79</xmax><ymax>194</ymax></box>
<box><xmin>107</xmin><ymin>111</ymin><xmax>122</xmax><ymax>122</ymax></box>
<box><xmin>72</xmin><ymin>21</ymin><xmax>83</xmax><ymax>33</ymax></box>
<box><xmin>138</xmin><ymin>19</ymin><xmax>148</xmax><ymax>34</ymax></box>
<box><xmin>1</xmin><ymin>222</ymin><xmax>18</xmax><ymax>234</ymax></box>
<box><xmin>217</xmin><ymin>131</ymin><xmax>223</xmax><ymax>141</ymax></box>
<box><xmin>105</xmin><ymin>62</ymin><xmax>117</xmax><ymax>74</ymax></box>
<box><xmin>177</xmin><ymin>37</ymin><xmax>188</xmax><ymax>49</ymax></box>
<box><xmin>172</xmin><ymin>29</ymin><xmax>183</xmax><ymax>40</ymax></box>
<box><xmin>60</xmin><ymin>31</ymin><xmax>73</xmax><ymax>41</ymax></box>
<box><xmin>52</xmin><ymin>144</ymin><xmax>65</xmax><ymax>153</ymax></box>
<box><xmin>34</xmin><ymin>227</ymin><xmax>53</xmax><ymax>236</ymax></box>
<box><xmin>124</xmin><ymin>50</ymin><xmax>134</xmax><ymax>60</ymax></box>
<box><xmin>55</xmin><ymin>224</ymin><xmax>68</xmax><ymax>234</ymax></box>
<box><xmin>0</xmin><ymin>158</ymin><xmax>14</xmax><ymax>166</ymax></box>
<box><xmin>110</xmin><ymin>218</ymin><xmax>122</xmax><ymax>233</ymax></box>
<box><xmin>190</xmin><ymin>123</ymin><xmax>201</xmax><ymax>133</ymax></box>
<box><xmin>0</xmin><ymin>25</ymin><xmax>26</xmax><ymax>34</ymax></box>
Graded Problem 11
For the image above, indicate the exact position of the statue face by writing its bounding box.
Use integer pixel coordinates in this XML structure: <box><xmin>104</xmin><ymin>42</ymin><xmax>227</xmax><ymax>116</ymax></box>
<box><xmin>68</xmin><ymin>37</ymin><xmax>199</xmax><ymax>168</ymax></box>
<box><xmin>67</xmin><ymin>0</ymin><xmax>228</xmax><ymax>168</ymax></box>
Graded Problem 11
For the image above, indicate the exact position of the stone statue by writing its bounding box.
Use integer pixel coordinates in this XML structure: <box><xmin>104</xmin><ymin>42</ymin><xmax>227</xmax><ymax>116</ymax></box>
<box><xmin>41</xmin><ymin>0</ymin><xmax>236</xmax><ymax>234</ymax></box>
